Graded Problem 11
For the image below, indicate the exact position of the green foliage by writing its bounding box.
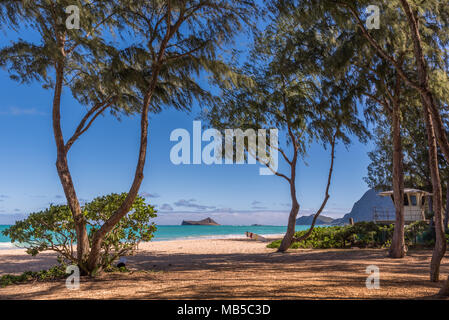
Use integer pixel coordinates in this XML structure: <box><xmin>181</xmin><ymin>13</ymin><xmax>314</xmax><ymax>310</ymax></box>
<box><xmin>204</xmin><ymin>0</ymin><xmax>369</xmax><ymax>170</ymax></box>
<box><xmin>0</xmin><ymin>0</ymin><xmax>140</xmax><ymax>114</ymax></box>
<box><xmin>364</xmin><ymin>103</ymin><xmax>449</xmax><ymax>195</ymax></box>
<box><xmin>270</xmin><ymin>1</ymin><xmax>449</xmax><ymax>200</ymax></box>
<box><xmin>112</xmin><ymin>0</ymin><xmax>258</xmax><ymax>113</ymax></box>
<box><xmin>0</xmin><ymin>1</ymin><xmax>257</xmax><ymax>274</ymax></box>
<box><xmin>0</xmin><ymin>261</ymin><xmax>131</xmax><ymax>288</ymax></box>
<box><xmin>85</xmin><ymin>193</ymin><xmax>157</xmax><ymax>269</ymax></box>
<box><xmin>265</xmin><ymin>222</ymin><xmax>436</xmax><ymax>249</ymax></box>
<box><xmin>0</xmin><ymin>0</ymin><xmax>257</xmax><ymax>128</ymax></box>
<box><xmin>267</xmin><ymin>226</ymin><xmax>348</xmax><ymax>249</ymax></box>
<box><xmin>405</xmin><ymin>220</ymin><xmax>432</xmax><ymax>245</ymax></box>
<box><xmin>2</xmin><ymin>193</ymin><xmax>157</xmax><ymax>270</ymax></box>
<box><xmin>106</xmin><ymin>265</ymin><xmax>130</xmax><ymax>273</ymax></box>
<box><xmin>0</xmin><ymin>265</ymin><xmax>67</xmax><ymax>288</ymax></box>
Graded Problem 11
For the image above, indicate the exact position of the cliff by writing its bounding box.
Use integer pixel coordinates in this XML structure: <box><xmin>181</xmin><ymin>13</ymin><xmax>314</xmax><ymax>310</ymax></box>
<box><xmin>331</xmin><ymin>189</ymin><xmax>394</xmax><ymax>225</ymax></box>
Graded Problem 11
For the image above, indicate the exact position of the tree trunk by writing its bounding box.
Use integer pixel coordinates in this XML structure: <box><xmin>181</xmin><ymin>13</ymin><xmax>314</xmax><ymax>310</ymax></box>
<box><xmin>85</xmin><ymin>67</ymin><xmax>160</xmax><ymax>273</ymax></box>
<box><xmin>85</xmin><ymin>14</ymin><xmax>179</xmax><ymax>273</ymax></box>
<box><xmin>399</xmin><ymin>0</ymin><xmax>447</xmax><ymax>283</ymax></box>
<box><xmin>55</xmin><ymin>155</ymin><xmax>90</xmax><ymax>265</ymax></box>
<box><xmin>278</xmin><ymin>146</ymin><xmax>299</xmax><ymax>252</ymax></box>
<box><xmin>389</xmin><ymin>94</ymin><xmax>405</xmax><ymax>258</ymax></box>
<box><xmin>423</xmin><ymin>102</ymin><xmax>446</xmax><ymax>282</ymax></box>
<box><xmin>278</xmin><ymin>187</ymin><xmax>299</xmax><ymax>252</ymax></box>
<box><xmin>278</xmin><ymin>134</ymin><xmax>336</xmax><ymax>251</ymax></box>
<box><xmin>52</xmin><ymin>59</ymin><xmax>90</xmax><ymax>267</ymax></box>
<box><xmin>439</xmin><ymin>191</ymin><xmax>449</xmax><ymax>295</ymax></box>
<box><xmin>86</xmin><ymin>95</ymin><xmax>150</xmax><ymax>273</ymax></box>
<box><xmin>444</xmin><ymin>183</ymin><xmax>449</xmax><ymax>230</ymax></box>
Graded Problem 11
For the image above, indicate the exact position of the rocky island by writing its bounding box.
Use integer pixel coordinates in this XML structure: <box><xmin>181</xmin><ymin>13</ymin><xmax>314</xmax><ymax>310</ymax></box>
<box><xmin>181</xmin><ymin>217</ymin><xmax>220</xmax><ymax>226</ymax></box>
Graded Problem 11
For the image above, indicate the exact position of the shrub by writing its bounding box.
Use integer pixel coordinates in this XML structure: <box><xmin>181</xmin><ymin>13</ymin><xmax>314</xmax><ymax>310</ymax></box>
<box><xmin>2</xmin><ymin>193</ymin><xmax>157</xmax><ymax>273</ymax></box>
<box><xmin>267</xmin><ymin>221</ymin><xmax>449</xmax><ymax>250</ymax></box>
<box><xmin>0</xmin><ymin>264</ymin><xmax>67</xmax><ymax>288</ymax></box>
<box><xmin>267</xmin><ymin>222</ymin><xmax>395</xmax><ymax>249</ymax></box>
<box><xmin>267</xmin><ymin>226</ymin><xmax>349</xmax><ymax>249</ymax></box>
<box><xmin>0</xmin><ymin>258</ymin><xmax>131</xmax><ymax>288</ymax></box>
<box><xmin>348</xmin><ymin>222</ymin><xmax>394</xmax><ymax>247</ymax></box>
<box><xmin>405</xmin><ymin>221</ymin><xmax>430</xmax><ymax>245</ymax></box>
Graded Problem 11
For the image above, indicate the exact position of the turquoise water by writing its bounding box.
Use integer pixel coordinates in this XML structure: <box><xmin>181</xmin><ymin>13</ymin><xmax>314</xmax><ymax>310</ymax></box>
<box><xmin>0</xmin><ymin>224</ymin><xmax>310</xmax><ymax>247</ymax></box>
<box><xmin>0</xmin><ymin>225</ymin><xmax>13</xmax><ymax>243</ymax></box>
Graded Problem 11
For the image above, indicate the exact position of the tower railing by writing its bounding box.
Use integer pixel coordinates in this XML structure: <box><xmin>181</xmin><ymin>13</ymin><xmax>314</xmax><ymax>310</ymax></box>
<box><xmin>373</xmin><ymin>207</ymin><xmax>426</xmax><ymax>224</ymax></box>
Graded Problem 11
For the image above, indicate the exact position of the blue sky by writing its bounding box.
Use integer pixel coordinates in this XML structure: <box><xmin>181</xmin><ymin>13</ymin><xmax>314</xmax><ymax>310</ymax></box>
<box><xmin>0</xmin><ymin>15</ymin><xmax>374</xmax><ymax>226</ymax></box>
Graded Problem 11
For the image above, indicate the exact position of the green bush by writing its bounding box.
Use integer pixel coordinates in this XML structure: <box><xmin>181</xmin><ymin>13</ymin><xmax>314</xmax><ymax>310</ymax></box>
<box><xmin>2</xmin><ymin>193</ymin><xmax>157</xmax><ymax>272</ymax></box>
<box><xmin>268</xmin><ymin>226</ymin><xmax>348</xmax><ymax>249</ymax></box>
<box><xmin>0</xmin><ymin>264</ymin><xmax>67</xmax><ymax>288</ymax></box>
<box><xmin>405</xmin><ymin>221</ymin><xmax>430</xmax><ymax>245</ymax></box>
<box><xmin>0</xmin><ymin>258</ymin><xmax>131</xmax><ymax>288</ymax></box>
<box><xmin>268</xmin><ymin>222</ymin><xmax>396</xmax><ymax>249</ymax></box>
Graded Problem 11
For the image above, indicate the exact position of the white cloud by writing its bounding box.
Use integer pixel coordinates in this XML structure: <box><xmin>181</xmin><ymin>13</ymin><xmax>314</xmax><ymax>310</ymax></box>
<box><xmin>159</xmin><ymin>203</ymin><xmax>174</xmax><ymax>211</ymax></box>
<box><xmin>173</xmin><ymin>199</ymin><xmax>216</xmax><ymax>211</ymax></box>
<box><xmin>0</xmin><ymin>106</ymin><xmax>47</xmax><ymax>116</ymax></box>
<box><xmin>141</xmin><ymin>192</ymin><xmax>160</xmax><ymax>198</ymax></box>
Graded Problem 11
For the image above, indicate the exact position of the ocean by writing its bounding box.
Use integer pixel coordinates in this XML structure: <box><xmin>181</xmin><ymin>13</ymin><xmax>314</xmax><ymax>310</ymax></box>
<box><xmin>0</xmin><ymin>224</ymin><xmax>311</xmax><ymax>249</ymax></box>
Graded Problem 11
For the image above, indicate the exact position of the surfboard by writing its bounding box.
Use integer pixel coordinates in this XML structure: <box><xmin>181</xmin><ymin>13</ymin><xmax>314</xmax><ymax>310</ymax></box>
<box><xmin>245</xmin><ymin>231</ymin><xmax>268</xmax><ymax>242</ymax></box>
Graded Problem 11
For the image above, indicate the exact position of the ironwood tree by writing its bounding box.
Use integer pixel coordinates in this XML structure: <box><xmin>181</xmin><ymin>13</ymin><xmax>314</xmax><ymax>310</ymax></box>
<box><xmin>280</xmin><ymin>0</ymin><xmax>449</xmax><ymax>291</ymax></box>
<box><xmin>206</xmin><ymin>7</ymin><xmax>368</xmax><ymax>252</ymax></box>
<box><xmin>327</xmin><ymin>0</ymin><xmax>449</xmax><ymax>284</ymax></box>
<box><xmin>0</xmin><ymin>0</ymin><xmax>139</xmax><ymax>272</ymax></box>
<box><xmin>0</xmin><ymin>0</ymin><xmax>256</xmax><ymax>275</ymax></box>
<box><xmin>85</xmin><ymin>0</ymin><xmax>256</xmax><ymax>272</ymax></box>
<box><xmin>271</xmin><ymin>0</ymin><xmax>410</xmax><ymax>257</ymax></box>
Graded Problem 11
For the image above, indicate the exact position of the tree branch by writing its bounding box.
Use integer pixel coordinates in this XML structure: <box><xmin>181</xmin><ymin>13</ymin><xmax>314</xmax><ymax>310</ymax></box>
<box><xmin>333</xmin><ymin>1</ymin><xmax>422</xmax><ymax>92</ymax></box>
<box><xmin>292</xmin><ymin>132</ymin><xmax>337</xmax><ymax>243</ymax></box>
<box><xmin>272</xmin><ymin>145</ymin><xmax>292</xmax><ymax>166</ymax></box>
<box><xmin>65</xmin><ymin>96</ymin><xmax>117</xmax><ymax>151</ymax></box>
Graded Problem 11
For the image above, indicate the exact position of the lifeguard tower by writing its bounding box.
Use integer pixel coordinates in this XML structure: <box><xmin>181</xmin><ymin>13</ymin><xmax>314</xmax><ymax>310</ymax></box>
<box><xmin>373</xmin><ymin>188</ymin><xmax>431</xmax><ymax>224</ymax></box>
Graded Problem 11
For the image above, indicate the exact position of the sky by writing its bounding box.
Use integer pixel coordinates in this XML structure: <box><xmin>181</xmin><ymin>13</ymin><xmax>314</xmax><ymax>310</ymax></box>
<box><xmin>0</xmin><ymin>11</ymin><xmax>375</xmax><ymax>226</ymax></box>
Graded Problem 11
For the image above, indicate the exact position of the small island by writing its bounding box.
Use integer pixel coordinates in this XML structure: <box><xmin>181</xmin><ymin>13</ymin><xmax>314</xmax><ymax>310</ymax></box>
<box><xmin>181</xmin><ymin>217</ymin><xmax>220</xmax><ymax>226</ymax></box>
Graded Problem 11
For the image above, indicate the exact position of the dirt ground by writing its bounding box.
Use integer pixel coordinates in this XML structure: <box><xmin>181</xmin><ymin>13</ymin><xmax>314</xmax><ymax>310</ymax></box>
<box><xmin>0</xmin><ymin>238</ymin><xmax>448</xmax><ymax>299</ymax></box>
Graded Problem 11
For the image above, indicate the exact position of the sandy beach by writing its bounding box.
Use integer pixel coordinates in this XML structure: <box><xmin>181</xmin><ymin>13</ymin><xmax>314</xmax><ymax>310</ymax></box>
<box><xmin>0</xmin><ymin>236</ymin><xmax>448</xmax><ymax>300</ymax></box>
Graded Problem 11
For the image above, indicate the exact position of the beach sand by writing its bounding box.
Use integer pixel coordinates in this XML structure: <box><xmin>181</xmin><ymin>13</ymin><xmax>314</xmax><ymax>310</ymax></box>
<box><xmin>0</xmin><ymin>236</ymin><xmax>448</xmax><ymax>299</ymax></box>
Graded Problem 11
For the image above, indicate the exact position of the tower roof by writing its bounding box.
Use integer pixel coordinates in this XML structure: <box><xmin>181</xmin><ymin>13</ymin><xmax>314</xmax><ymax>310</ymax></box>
<box><xmin>378</xmin><ymin>188</ymin><xmax>432</xmax><ymax>197</ymax></box>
